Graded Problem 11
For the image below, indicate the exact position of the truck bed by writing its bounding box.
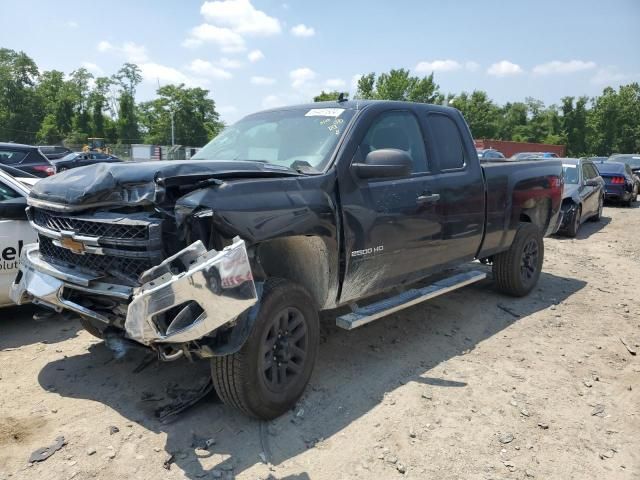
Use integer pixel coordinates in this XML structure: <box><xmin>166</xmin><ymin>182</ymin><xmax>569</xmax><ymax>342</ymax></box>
<box><xmin>478</xmin><ymin>158</ymin><xmax>563</xmax><ymax>258</ymax></box>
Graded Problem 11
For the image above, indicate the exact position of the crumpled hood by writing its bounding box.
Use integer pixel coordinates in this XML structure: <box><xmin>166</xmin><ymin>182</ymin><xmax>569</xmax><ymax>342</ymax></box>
<box><xmin>28</xmin><ymin>160</ymin><xmax>298</xmax><ymax>208</ymax></box>
<box><xmin>562</xmin><ymin>183</ymin><xmax>579</xmax><ymax>200</ymax></box>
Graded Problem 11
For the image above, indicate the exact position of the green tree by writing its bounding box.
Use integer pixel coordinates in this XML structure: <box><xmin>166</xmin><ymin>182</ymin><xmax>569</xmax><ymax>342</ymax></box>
<box><xmin>313</xmin><ymin>90</ymin><xmax>348</xmax><ymax>102</ymax></box>
<box><xmin>0</xmin><ymin>48</ymin><xmax>41</xmax><ymax>143</ymax></box>
<box><xmin>138</xmin><ymin>84</ymin><xmax>223</xmax><ymax>146</ymax></box>
<box><xmin>450</xmin><ymin>91</ymin><xmax>500</xmax><ymax>139</ymax></box>
<box><xmin>117</xmin><ymin>92</ymin><xmax>139</xmax><ymax>143</ymax></box>
<box><xmin>355</xmin><ymin>69</ymin><xmax>440</xmax><ymax>104</ymax></box>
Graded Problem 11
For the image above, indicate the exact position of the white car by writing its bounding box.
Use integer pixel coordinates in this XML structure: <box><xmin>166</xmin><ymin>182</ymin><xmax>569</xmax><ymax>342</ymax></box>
<box><xmin>0</xmin><ymin>170</ymin><xmax>37</xmax><ymax>307</ymax></box>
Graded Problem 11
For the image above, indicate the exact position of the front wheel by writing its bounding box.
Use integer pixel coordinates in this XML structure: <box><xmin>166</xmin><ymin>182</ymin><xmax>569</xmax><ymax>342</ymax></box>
<box><xmin>493</xmin><ymin>222</ymin><xmax>544</xmax><ymax>297</ymax></box>
<box><xmin>590</xmin><ymin>196</ymin><xmax>603</xmax><ymax>222</ymax></box>
<box><xmin>211</xmin><ymin>278</ymin><xmax>319</xmax><ymax>419</ymax></box>
<box><xmin>566</xmin><ymin>205</ymin><xmax>582</xmax><ymax>238</ymax></box>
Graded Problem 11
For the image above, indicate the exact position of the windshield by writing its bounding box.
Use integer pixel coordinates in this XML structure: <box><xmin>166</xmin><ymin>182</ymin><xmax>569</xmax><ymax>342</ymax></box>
<box><xmin>58</xmin><ymin>153</ymin><xmax>77</xmax><ymax>162</ymax></box>
<box><xmin>610</xmin><ymin>155</ymin><xmax>640</xmax><ymax>168</ymax></box>
<box><xmin>562</xmin><ymin>163</ymin><xmax>579</xmax><ymax>184</ymax></box>
<box><xmin>192</xmin><ymin>107</ymin><xmax>355</xmax><ymax>171</ymax></box>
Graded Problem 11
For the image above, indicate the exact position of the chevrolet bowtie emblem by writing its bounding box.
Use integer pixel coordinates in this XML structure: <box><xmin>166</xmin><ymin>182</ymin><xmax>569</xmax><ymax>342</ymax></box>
<box><xmin>59</xmin><ymin>235</ymin><xmax>86</xmax><ymax>254</ymax></box>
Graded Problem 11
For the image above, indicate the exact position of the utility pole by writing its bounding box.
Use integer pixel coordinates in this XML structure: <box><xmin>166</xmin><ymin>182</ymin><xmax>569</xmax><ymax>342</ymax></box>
<box><xmin>170</xmin><ymin>109</ymin><xmax>175</xmax><ymax>147</ymax></box>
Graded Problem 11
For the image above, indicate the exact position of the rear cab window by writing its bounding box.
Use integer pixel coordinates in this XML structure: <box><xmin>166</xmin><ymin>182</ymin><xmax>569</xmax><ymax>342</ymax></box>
<box><xmin>426</xmin><ymin>113</ymin><xmax>466</xmax><ymax>171</ymax></box>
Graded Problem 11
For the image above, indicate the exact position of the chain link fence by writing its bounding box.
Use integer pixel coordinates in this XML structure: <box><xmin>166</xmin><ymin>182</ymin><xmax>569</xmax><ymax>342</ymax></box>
<box><xmin>63</xmin><ymin>144</ymin><xmax>202</xmax><ymax>162</ymax></box>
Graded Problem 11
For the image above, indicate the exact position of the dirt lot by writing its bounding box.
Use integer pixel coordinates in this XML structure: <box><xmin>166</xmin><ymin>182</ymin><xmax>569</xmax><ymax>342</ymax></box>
<box><xmin>1</xmin><ymin>205</ymin><xmax>639</xmax><ymax>480</ymax></box>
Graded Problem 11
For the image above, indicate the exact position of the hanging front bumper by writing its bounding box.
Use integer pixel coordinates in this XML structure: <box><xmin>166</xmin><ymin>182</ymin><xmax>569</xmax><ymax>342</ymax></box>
<box><xmin>11</xmin><ymin>238</ymin><xmax>258</xmax><ymax>346</ymax></box>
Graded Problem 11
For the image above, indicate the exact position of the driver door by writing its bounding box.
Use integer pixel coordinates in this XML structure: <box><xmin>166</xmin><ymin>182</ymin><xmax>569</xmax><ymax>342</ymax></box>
<box><xmin>338</xmin><ymin>109</ymin><xmax>444</xmax><ymax>303</ymax></box>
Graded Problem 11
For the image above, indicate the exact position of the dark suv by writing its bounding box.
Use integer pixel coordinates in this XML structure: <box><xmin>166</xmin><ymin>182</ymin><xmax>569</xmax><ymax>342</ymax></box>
<box><xmin>0</xmin><ymin>143</ymin><xmax>56</xmax><ymax>177</ymax></box>
<box><xmin>38</xmin><ymin>145</ymin><xmax>73</xmax><ymax>160</ymax></box>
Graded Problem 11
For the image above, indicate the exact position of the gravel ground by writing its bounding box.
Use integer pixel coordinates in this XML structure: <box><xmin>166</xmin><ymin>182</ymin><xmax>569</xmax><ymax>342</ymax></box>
<box><xmin>1</xmin><ymin>204</ymin><xmax>639</xmax><ymax>480</ymax></box>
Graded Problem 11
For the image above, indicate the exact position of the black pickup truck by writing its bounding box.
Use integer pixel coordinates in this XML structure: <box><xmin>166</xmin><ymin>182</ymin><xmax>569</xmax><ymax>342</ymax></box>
<box><xmin>12</xmin><ymin>101</ymin><xmax>563</xmax><ymax>419</ymax></box>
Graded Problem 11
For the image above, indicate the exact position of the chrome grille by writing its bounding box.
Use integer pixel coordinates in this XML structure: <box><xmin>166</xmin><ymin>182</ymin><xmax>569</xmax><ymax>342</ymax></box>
<box><xmin>32</xmin><ymin>209</ymin><xmax>148</xmax><ymax>240</ymax></box>
<box><xmin>39</xmin><ymin>236</ymin><xmax>153</xmax><ymax>278</ymax></box>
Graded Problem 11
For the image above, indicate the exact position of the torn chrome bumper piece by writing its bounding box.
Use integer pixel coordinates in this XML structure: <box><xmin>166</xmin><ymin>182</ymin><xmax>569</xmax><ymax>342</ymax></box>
<box><xmin>11</xmin><ymin>239</ymin><xmax>258</xmax><ymax>347</ymax></box>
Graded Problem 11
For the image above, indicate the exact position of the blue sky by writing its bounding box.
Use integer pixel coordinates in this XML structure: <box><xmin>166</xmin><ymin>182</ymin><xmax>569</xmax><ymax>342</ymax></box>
<box><xmin>1</xmin><ymin>0</ymin><xmax>639</xmax><ymax>122</ymax></box>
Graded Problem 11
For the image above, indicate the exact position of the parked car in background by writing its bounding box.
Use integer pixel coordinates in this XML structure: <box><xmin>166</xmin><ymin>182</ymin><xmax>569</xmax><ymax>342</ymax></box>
<box><xmin>588</xmin><ymin>156</ymin><xmax>608</xmax><ymax>163</ymax></box>
<box><xmin>510</xmin><ymin>152</ymin><xmax>559</xmax><ymax>161</ymax></box>
<box><xmin>558</xmin><ymin>158</ymin><xmax>605</xmax><ymax>237</ymax></box>
<box><xmin>0</xmin><ymin>143</ymin><xmax>56</xmax><ymax>177</ymax></box>
<box><xmin>607</xmin><ymin>154</ymin><xmax>640</xmax><ymax>187</ymax></box>
<box><xmin>593</xmin><ymin>160</ymin><xmax>638</xmax><ymax>206</ymax></box>
<box><xmin>52</xmin><ymin>152</ymin><xmax>123</xmax><ymax>171</ymax></box>
<box><xmin>38</xmin><ymin>145</ymin><xmax>73</xmax><ymax>160</ymax></box>
<box><xmin>0</xmin><ymin>169</ymin><xmax>37</xmax><ymax>307</ymax></box>
<box><xmin>477</xmin><ymin>148</ymin><xmax>505</xmax><ymax>160</ymax></box>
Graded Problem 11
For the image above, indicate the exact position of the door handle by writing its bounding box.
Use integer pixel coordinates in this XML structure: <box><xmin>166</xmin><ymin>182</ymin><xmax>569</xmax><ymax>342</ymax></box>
<box><xmin>416</xmin><ymin>193</ymin><xmax>440</xmax><ymax>204</ymax></box>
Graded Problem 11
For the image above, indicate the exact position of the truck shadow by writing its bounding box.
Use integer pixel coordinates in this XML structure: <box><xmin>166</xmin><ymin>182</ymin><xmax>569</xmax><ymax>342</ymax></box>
<box><xmin>37</xmin><ymin>270</ymin><xmax>586</xmax><ymax>479</ymax></box>
<box><xmin>0</xmin><ymin>305</ymin><xmax>81</xmax><ymax>350</ymax></box>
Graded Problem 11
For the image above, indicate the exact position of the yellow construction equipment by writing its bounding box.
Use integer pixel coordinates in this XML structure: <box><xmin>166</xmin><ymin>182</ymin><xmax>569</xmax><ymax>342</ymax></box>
<box><xmin>82</xmin><ymin>138</ymin><xmax>112</xmax><ymax>154</ymax></box>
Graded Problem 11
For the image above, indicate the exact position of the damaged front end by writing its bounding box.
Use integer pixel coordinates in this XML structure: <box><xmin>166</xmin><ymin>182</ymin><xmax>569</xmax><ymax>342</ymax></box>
<box><xmin>12</xmin><ymin>237</ymin><xmax>258</xmax><ymax>359</ymax></box>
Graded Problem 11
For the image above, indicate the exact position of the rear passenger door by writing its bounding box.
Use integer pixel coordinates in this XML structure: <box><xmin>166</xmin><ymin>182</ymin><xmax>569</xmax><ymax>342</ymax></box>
<box><xmin>338</xmin><ymin>108</ymin><xmax>444</xmax><ymax>302</ymax></box>
<box><xmin>421</xmin><ymin>112</ymin><xmax>485</xmax><ymax>266</ymax></box>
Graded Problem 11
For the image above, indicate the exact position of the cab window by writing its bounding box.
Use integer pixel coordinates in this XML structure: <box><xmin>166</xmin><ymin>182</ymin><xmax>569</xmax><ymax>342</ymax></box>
<box><xmin>360</xmin><ymin>111</ymin><xmax>428</xmax><ymax>173</ymax></box>
<box><xmin>427</xmin><ymin>114</ymin><xmax>466</xmax><ymax>170</ymax></box>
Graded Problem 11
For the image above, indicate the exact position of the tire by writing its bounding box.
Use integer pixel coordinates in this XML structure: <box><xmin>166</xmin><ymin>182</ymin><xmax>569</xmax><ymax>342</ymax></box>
<box><xmin>493</xmin><ymin>222</ymin><xmax>544</xmax><ymax>297</ymax></box>
<box><xmin>211</xmin><ymin>278</ymin><xmax>319</xmax><ymax>419</ymax></box>
<box><xmin>590</xmin><ymin>196</ymin><xmax>603</xmax><ymax>222</ymax></box>
<box><xmin>565</xmin><ymin>205</ymin><xmax>582</xmax><ymax>238</ymax></box>
<box><xmin>79</xmin><ymin>316</ymin><xmax>105</xmax><ymax>339</ymax></box>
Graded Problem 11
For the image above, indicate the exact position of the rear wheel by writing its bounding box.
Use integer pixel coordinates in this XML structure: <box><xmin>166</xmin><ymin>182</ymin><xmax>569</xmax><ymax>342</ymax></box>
<box><xmin>493</xmin><ymin>222</ymin><xmax>544</xmax><ymax>297</ymax></box>
<box><xmin>211</xmin><ymin>278</ymin><xmax>319</xmax><ymax>419</ymax></box>
<box><xmin>566</xmin><ymin>205</ymin><xmax>582</xmax><ymax>237</ymax></box>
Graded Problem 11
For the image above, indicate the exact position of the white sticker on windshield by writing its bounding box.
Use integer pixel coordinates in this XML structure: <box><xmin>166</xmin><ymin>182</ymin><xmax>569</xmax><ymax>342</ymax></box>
<box><xmin>305</xmin><ymin>108</ymin><xmax>344</xmax><ymax>117</ymax></box>
<box><xmin>563</xmin><ymin>164</ymin><xmax>577</xmax><ymax>168</ymax></box>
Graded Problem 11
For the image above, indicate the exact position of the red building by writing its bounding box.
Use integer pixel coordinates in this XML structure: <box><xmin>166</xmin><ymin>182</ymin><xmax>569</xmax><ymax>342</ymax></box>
<box><xmin>474</xmin><ymin>139</ymin><xmax>566</xmax><ymax>158</ymax></box>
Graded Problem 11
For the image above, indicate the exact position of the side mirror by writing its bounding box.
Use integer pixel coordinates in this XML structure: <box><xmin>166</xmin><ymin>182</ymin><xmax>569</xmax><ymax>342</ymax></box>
<box><xmin>585</xmin><ymin>179</ymin><xmax>600</xmax><ymax>187</ymax></box>
<box><xmin>352</xmin><ymin>148</ymin><xmax>412</xmax><ymax>179</ymax></box>
<box><xmin>0</xmin><ymin>197</ymin><xmax>28</xmax><ymax>221</ymax></box>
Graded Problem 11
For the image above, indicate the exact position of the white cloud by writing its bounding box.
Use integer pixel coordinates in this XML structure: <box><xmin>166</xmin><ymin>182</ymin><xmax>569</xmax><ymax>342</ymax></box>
<box><xmin>247</xmin><ymin>49</ymin><xmax>264</xmax><ymax>62</ymax></box>
<box><xmin>251</xmin><ymin>76</ymin><xmax>276</xmax><ymax>85</ymax></box>
<box><xmin>97</xmin><ymin>41</ymin><xmax>113</xmax><ymax>52</ymax></box>
<box><xmin>532</xmin><ymin>60</ymin><xmax>597</xmax><ymax>75</ymax></box>
<box><xmin>218</xmin><ymin>57</ymin><xmax>243</xmax><ymax>69</ymax></box>
<box><xmin>291</xmin><ymin>24</ymin><xmax>315</xmax><ymax>37</ymax></box>
<box><xmin>97</xmin><ymin>41</ymin><xmax>149</xmax><ymax>62</ymax></box>
<box><xmin>290</xmin><ymin>67</ymin><xmax>316</xmax><ymax>88</ymax></box>
<box><xmin>487</xmin><ymin>60</ymin><xmax>524</xmax><ymax>77</ymax></box>
<box><xmin>183</xmin><ymin>24</ymin><xmax>246</xmax><ymax>52</ymax></box>
<box><xmin>262</xmin><ymin>94</ymin><xmax>286</xmax><ymax>109</ymax></box>
<box><xmin>590</xmin><ymin>66</ymin><xmax>634</xmax><ymax>85</ymax></box>
<box><xmin>81</xmin><ymin>62</ymin><xmax>104</xmax><ymax>75</ymax></box>
<box><xmin>140</xmin><ymin>62</ymin><xmax>194</xmax><ymax>86</ymax></box>
<box><xmin>325</xmin><ymin>78</ymin><xmax>346</xmax><ymax>89</ymax></box>
<box><xmin>121</xmin><ymin>42</ymin><xmax>149</xmax><ymax>63</ymax></box>
<box><xmin>66</xmin><ymin>20</ymin><xmax>78</xmax><ymax>28</ymax></box>
<box><xmin>415</xmin><ymin>59</ymin><xmax>462</xmax><ymax>73</ymax></box>
<box><xmin>200</xmin><ymin>0</ymin><xmax>281</xmax><ymax>35</ymax></box>
<box><xmin>187</xmin><ymin>59</ymin><xmax>233</xmax><ymax>79</ymax></box>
